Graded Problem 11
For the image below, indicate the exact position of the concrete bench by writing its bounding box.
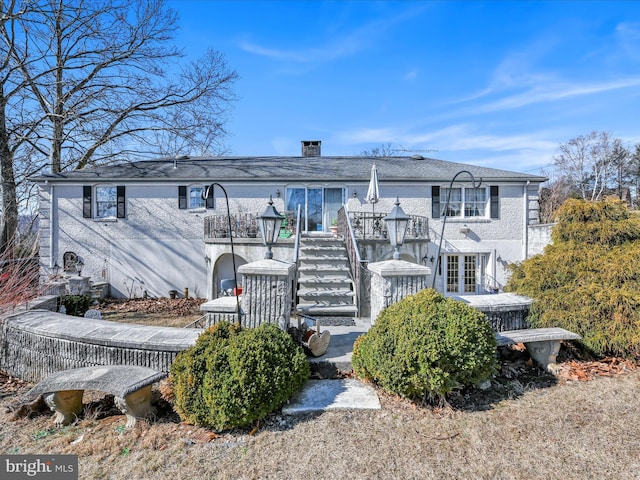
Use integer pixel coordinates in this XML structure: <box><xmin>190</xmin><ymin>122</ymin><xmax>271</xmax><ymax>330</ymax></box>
<box><xmin>495</xmin><ymin>327</ymin><xmax>581</xmax><ymax>373</ymax></box>
<box><xmin>26</xmin><ymin>365</ymin><xmax>167</xmax><ymax>428</ymax></box>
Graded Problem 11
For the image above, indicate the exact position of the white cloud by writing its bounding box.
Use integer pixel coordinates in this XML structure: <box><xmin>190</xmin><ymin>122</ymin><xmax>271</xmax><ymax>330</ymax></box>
<box><xmin>335</xmin><ymin>124</ymin><xmax>558</xmax><ymax>170</ymax></box>
<box><xmin>403</xmin><ymin>69</ymin><xmax>417</xmax><ymax>81</ymax></box>
<box><xmin>616</xmin><ymin>22</ymin><xmax>640</xmax><ymax>60</ymax></box>
<box><xmin>239</xmin><ymin>5</ymin><xmax>428</xmax><ymax>64</ymax></box>
<box><xmin>471</xmin><ymin>77</ymin><xmax>640</xmax><ymax>113</ymax></box>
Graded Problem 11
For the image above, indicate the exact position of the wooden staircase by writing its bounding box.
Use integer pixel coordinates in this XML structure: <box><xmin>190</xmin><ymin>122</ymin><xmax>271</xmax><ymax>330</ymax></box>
<box><xmin>296</xmin><ymin>235</ymin><xmax>358</xmax><ymax>317</ymax></box>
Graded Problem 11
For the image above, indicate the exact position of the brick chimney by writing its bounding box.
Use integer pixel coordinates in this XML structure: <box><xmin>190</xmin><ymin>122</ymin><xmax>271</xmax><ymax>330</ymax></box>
<box><xmin>301</xmin><ymin>140</ymin><xmax>321</xmax><ymax>157</ymax></box>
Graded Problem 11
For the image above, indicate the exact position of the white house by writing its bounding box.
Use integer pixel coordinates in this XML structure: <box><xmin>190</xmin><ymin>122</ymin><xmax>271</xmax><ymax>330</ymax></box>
<box><xmin>30</xmin><ymin>141</ymin><xmax>546</xmax><ymax>312</ymax></box>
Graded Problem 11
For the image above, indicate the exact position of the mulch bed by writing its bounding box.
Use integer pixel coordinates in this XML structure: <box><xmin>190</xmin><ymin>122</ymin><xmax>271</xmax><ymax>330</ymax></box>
<box><xmin>97</xmin><ymin>297</ymin><xmax>205</xmax><ymax>316</ymax></box>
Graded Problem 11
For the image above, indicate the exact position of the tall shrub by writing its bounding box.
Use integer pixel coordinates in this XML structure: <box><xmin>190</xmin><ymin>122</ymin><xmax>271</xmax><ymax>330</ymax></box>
<box><xmin>506</xmin><ymin>198</ymin><xmax>640</xmax><ymax>357</ymax></box>
<box><xmin>352</xmin><ymin>289</ymin><xmax>497</xmax><ymax>403</ymax></box>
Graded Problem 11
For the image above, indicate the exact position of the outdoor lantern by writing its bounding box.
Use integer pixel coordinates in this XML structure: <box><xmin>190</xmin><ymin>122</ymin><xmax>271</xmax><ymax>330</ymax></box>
<box><xmin>384</xmin><ymin>197</ymin><xmax>410</xmax><ymax>260</ymax></box>
<box><xmin>258</xmin><ymin>196</ymin><xmax>283</xmax><ymax>259</ymax></box>
<box><xmin>76</xmin><ymin>258</ymin><xmax>84</xmax><ymax>276</ymax></box>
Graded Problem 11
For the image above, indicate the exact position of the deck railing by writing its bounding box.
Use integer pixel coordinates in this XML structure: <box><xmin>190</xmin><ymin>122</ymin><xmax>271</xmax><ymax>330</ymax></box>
<box><xmin>204</xmin><ymin>210</ymin><xmax>428</xmax><ymax>240</ymax></box>
<box><xmin>204</xmin><ymin>211</ymin><xmax>297</xmax><ymax>239</ymax></box>
<box><xmin>347</xmin><ymin>211</ymin><xmax>429</xmax><ymax>240</ymax></box>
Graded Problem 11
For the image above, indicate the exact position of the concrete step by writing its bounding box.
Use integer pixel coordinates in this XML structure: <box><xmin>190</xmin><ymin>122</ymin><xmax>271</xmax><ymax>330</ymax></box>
<box><xmin>299</xmin><ymin>252</ymin><xmax>348</xmax><ymax>261</ymax></box>
<box><xmin>298</xmin><ymin>275</ymin><xmax>352</xmax><ymax>283</ymax></box>
<box><xmin>298</xmin><ymin>264</ymin><xmax>350</xmax><ymax>273</ymax></box>
<box><xmin>297</xmin><ymin>288</ymin><xmax>355</xmax><ymax>298</ymax></box>
<box><xmin>299</xmin><ymin>245</ymin><xmax>345</xmax><ymax>253</ymax></box>
<box><xmin>302</xmin><ymin>318</ymin><xmax>371</xmax><ymax>378</ymax></box>
<box><xmin>297</xmin><ymin>303</ymin><xmax>359</xmax><ymax>316</ymax></box>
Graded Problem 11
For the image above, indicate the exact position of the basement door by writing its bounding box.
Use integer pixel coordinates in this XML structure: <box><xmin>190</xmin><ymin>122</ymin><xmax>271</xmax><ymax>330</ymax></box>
<box><xmin>443</xmin><ymin>253</ymin><xmax>489</xmax><ymax>295</ymax></box>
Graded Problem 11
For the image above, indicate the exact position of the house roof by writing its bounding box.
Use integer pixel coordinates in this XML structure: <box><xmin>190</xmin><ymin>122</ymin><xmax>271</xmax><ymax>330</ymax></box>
<box><xmin>29</xmin><ymin>155</ymin><xmax>547</xmax><ymax>184</ymax></box>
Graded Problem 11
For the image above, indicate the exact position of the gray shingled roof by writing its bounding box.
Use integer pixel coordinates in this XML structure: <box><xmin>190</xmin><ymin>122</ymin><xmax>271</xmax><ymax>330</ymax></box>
<box><xmin>29</xmin><ymin>155</ymin><xmax>547</xmax><ymax>184</ymax></box>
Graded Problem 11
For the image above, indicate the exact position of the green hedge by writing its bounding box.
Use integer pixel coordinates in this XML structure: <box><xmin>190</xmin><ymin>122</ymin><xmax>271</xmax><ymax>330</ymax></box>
<box><xmin>170</xmin><ymin>322</ymin><xmax>309</xmax><ymax>431</ymax></box>
<box><xmin>352</xmin><ymin>289</ymin><xmax>497</xmax><ymax>402</ymax></box>
<box><xmin>506</xmin><ymin>198</ymin><xmax>640</xmax><ymax>357</ymax></box>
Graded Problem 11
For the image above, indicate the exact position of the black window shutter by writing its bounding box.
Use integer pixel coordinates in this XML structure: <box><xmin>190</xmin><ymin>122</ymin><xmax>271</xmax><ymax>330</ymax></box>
<box><xmin>490</xmin><ymin>186</ymin><xmax>499</xmax><ymax>219</ymax></box>
<box><xmin>205</xmin><ymin>186</ymin><xmax>214</xmax><ymax>209</ymax></box>
<box><xmin>432</xmin><ymin>186</ymin><xmax>440</xmax><ymax>219</ymax></box>
<box><xmin>117</xmin><ymin>186</ymin><xmax>126</xmax><ymax>218</ymax></box>
<box><xmin>83</xmin><ymin>186</ymin><xmax>92</xmax><ymax>218</ymax></box>
<box><xmin>178</xmin><ymin>186</ymin><xmax>187</xmax><ymax>209</ymax></box>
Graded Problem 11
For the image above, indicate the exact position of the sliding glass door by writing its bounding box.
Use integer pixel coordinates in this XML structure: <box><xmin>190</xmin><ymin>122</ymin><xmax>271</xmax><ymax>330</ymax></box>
<box><xmin>285</xmin><ymin>186</ymin><xmax>344</xmax><ymax>233</ymax></box>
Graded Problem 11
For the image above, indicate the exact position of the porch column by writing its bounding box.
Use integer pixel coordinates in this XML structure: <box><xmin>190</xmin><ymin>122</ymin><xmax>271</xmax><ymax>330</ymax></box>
<box><xmin>368</xmin><ymin>260</ymin><xmax>431</xmax><ymax>324</ymax></box>
<box><xmin>238</xmin><ymin>259</ymin><xmax>296</xmax><ymax>330</ymax></box>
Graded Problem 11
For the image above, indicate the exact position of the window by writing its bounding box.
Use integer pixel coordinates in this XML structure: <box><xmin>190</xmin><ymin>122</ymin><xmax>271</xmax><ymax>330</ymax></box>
<box><xmin>435</xmin><ymin>186</ymin><xmax>495</xmax><ymax>218</ymax></box>
<box><xmin>464</xmin><ymin>187</ymin><xmax>486</xmax><ymax>217</ymax></box>
<box><xmin>96</xmin><ymin>186</ymin><xmax>117</xmax><ymax>218</ymax></box>
<box><xmin>83</xmin><ymin>185</ymin><xmax>125</xmax><ymax>219</ymax></box>
<box><xmin>179</xmin><ymin>185</ymin><xmax>213</xmax><ymax>210</ymax></box>
<box><xmin>441</xmin><ymin>188</ymin><xmax>462</xmax><ymax>217</ymax></box>
<box><xmin>190</xmin><ymin>186</ymin><xmax>205</xmax><ymax>209</ymax></box>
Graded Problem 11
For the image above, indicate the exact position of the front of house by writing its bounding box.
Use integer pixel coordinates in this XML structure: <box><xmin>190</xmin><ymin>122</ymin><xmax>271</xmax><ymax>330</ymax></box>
<box><xmin>31</xmin><ymin>141</ymin><xmax>546</xmax><ymax>310</ymax></box>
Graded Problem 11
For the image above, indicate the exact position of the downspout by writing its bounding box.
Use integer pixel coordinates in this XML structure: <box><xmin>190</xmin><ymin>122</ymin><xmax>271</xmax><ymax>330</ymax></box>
<box><xmin>523</xmin><ymin>181</ymin><xmax>530</xmax><ymax>260</ymax></box>
<box><xmin>49</xmin><ymin>183</ymin><xmax>57</xmax><ymax>269</ymax></box>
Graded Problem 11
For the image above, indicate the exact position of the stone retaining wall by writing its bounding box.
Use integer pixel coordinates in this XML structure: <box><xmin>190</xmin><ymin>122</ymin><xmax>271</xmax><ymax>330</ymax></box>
<box><xmin>1</xmin><ymin>310</ymin><xmax>201</xmax><ymax>382</ymax></box>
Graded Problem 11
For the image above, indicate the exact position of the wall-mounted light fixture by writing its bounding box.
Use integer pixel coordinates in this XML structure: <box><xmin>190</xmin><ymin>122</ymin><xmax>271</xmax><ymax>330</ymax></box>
<box><xmin>459</xmin><ymin>225</ymin><xmax>471</xmax><ymax>235</ymax></box>
<box><xmin>352</xmin><ymin>190</ymin><xmax>357</xmax><ymax>198</ymax></box>
<box><xmin>275</xmin><ymin>189</ymin><xmax>281</xmax><ymax>198</ymax></box>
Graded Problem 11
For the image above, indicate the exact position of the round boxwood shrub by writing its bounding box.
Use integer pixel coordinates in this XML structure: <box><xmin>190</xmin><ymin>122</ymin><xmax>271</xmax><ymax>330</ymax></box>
<box><xmin>61</xmin><ymin>294</ymin><xmax>91</xmax><ymax>317</ymax></box>
<box><xmin>352</xmin><ymin>289</ymin><xmax>497</xmax><ymax>402</ymax></box>
<box><xmin>170</xmin><ymin>321</ymin><xmax>309</xmax><ymax>431</ymax></box>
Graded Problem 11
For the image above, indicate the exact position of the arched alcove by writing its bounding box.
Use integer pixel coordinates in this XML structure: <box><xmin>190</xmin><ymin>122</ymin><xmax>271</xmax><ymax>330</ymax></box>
<box><xmin>213</xmin><ymin>253</ymin><xmax>247</xmax><ymax>297</ymax></box>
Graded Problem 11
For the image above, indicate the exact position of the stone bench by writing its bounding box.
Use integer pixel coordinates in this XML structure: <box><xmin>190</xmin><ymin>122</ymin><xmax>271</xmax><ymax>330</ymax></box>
<box><xmin>495</xmin><ymin>327</ymin><xmax>581</xmax><ymax>373</ymax></box>
<box><xmin>26</xmin><ymin>365</ymin><xmax>167</xmax><ymax>428</ymax></box>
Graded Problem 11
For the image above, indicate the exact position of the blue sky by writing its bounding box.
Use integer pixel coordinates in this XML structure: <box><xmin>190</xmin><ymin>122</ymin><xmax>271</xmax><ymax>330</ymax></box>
<box><xmin>168</xmin><ymin>0</ymin><xmax>640</xmax><ymax>175</ymax></box>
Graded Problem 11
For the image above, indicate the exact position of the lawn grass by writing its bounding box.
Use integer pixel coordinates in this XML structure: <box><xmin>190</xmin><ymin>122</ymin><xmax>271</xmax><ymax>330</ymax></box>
<box><xmin>1</xmin><ymin>370</ymin><xmax>638</xmax><ymax>479</ymax></box>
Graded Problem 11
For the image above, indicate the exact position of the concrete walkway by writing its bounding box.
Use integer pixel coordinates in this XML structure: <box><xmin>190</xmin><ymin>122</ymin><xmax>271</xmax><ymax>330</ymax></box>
<box><xmin>284</xmin><ymin>317</ymin><xmax>381</xmax><ymax>413</ymax></box>
<box><xmin>283</xmin><ymin>378</ymin><xmax>380</xmax><ymax>414</ymax></box>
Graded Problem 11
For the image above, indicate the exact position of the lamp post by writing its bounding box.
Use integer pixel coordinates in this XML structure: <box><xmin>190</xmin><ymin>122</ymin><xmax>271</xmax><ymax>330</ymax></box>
<box><xmin>431</xmin><ymin>170</ymin><xmax>482</xmax><ymax>289</ymax></box>
<box><xmin>258</xmin><ymin>196</ymin><xmax>283</xmax><ymax>260</ymax></box>
<box><xmin>202</xmin><ymin>183</ymin><xmax>242</xmax><ymax>324</ymax></box>
<box><xmin>384</xmin><ymin>197</ymin><xmax>410</xmax><ymax>260</ymax></box>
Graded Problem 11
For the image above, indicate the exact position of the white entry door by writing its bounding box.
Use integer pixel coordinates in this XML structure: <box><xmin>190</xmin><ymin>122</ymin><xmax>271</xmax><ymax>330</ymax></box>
<box><xmin>444</xmin><ymin>254</ymin><xmax>488</xmax><ymax>295</ymax></box>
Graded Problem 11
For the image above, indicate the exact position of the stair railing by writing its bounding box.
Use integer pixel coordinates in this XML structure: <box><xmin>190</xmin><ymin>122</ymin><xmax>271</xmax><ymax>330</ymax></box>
<box><xmin>291</xmin><ymin>204</ymin><xmax>302</xmax><ymax>314</ymax></box>
<box><xmin>339</xmin><ymin>205</ymin><xmax>369</xmax><ymax>317</ymax></box>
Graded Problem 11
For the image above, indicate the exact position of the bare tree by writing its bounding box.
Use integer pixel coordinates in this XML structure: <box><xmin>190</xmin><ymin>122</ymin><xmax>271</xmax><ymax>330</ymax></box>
<box><xmin>553</xmin><ymin>131</ymin><xmax>627</xmax><ymax>201</ymax></box>
<box><xmin>0</xmin><ymin>0</ymin><xmax>33</xmax><ymax>254</ymax></box>
<box><xmin>628</xmin><ymin>144</ymin><xmax>640</xmax><ymax>207</ymax></box>
<box><xmin>538</xmin><ymin>174</ymin><xmax>574</xmax><ymax>223</ymax></box>
<box><xmin>0</xmin><ymin>0</ymin><xmax>237</xmax><ymax>252</ymax></box>
<box><xmin>359</xmin><ymin>143</ymin><xmax>395</xmax><ymax>157</ymax></box>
